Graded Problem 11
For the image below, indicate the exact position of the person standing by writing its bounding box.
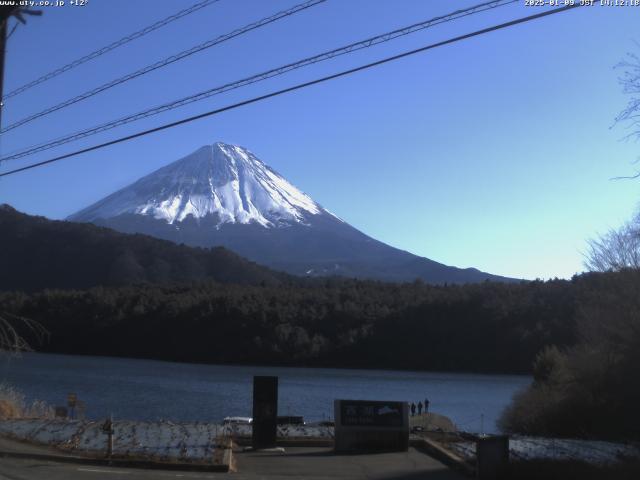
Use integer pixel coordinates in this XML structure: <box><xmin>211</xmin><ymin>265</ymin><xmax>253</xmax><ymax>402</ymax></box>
<box><xmin>410</xmin><ymin>402</ymin><xmax>416</xmax><ymax>416</ymax></box>
<box><xmin>417</xmin><ymin>401</ymin><xmax>423</xmax><ymax>415</ymax></box>
<box><xmin>425</xmin><ymin>398</ymin><xmax>430</xmax><ymax>413</ymax></box>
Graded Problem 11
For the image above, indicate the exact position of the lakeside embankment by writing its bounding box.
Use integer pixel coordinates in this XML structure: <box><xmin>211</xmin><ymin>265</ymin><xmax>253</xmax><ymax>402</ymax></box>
<box><xmin>0</xmin><ymin>417</ymin><xmax>638</xmax><ymax>467</ymax></box>
<box><xmin>0</xmin><ymin>418</ymin><xmax>332</xmax><ymax>462</ymax></box>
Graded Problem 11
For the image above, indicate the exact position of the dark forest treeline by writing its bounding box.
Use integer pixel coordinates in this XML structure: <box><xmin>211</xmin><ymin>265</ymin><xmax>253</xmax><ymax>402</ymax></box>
<box><xmin>0</xmin><ymin>273</ymin><xmax>600</xmax><ymax>374</ymax></box>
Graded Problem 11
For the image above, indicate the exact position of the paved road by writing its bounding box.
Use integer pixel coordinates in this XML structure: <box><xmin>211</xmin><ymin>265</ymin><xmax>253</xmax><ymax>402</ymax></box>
<box><xmin>0</xmin><ymin>458</ymin><xmax>220</xmax><ymax>480</ymax></box>
<box><xmin>0</xmin><ymin>447</ymin><xmax>464</xmax><ymax>480</ymax></box>
<box><xmin>234</xmin><ymin>446</ymin><xmax>464</xmax><ymax>479</ymax></box>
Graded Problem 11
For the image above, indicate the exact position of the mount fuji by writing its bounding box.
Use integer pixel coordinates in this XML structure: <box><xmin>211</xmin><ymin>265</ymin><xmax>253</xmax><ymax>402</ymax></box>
<box><xmin>69</xmin><ymin>142</ymin><xmax>512</xmax><ymax>284</ymax></box>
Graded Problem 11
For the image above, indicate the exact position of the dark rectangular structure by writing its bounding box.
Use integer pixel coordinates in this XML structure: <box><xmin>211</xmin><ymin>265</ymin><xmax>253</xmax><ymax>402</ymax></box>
<box><xmin>252</xmin><ymin>376</ymin><xmax>278</xmax><ymax>449</ymax></box>
<box><xmin>334</xmin><ymin>399</ymin><xmax>409</xmax><ymax>452</ymax></box>
<box><xmin>476</xmin><ymin>435</ymin><xmax>509</xmax><ymax>480</ymax></box>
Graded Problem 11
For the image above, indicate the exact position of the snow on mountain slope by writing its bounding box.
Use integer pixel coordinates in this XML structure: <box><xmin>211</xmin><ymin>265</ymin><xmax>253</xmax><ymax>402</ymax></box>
<box><xmin>69</xmin><ymin>142</ymin><xmax>331</xmax><ymax>227</ymax></box>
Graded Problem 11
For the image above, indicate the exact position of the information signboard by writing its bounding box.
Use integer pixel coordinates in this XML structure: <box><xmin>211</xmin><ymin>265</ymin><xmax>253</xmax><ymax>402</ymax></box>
<box><xmin>334</xmin><ymin>399</ymin><xmax>409</xmax><ymax>452</ymax></box>
<box><xmin>340</xmin><ymin>400</ymin><xmax>404</xmax><ymax>428</ymax></box>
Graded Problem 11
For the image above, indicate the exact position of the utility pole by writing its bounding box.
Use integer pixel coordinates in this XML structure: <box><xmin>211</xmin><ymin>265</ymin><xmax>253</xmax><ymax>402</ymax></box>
<box><xmin>102</xmin><ymin>414</ymin><xmax>114</xmax><ymax>460</ymax></box>
<box><xmin>0</xmin><ymin>23</ymin><xmax>5</xmax><ymax>127</ymax></box>
<box><xmin>0</xmin><ymin>7</ymin><xmax>42</xmax><ymax>130</ymax></box>
<box><xmin>0</xmin><ymin>8</ymin><xmax>15</xmax><ymax>129</ymax></box>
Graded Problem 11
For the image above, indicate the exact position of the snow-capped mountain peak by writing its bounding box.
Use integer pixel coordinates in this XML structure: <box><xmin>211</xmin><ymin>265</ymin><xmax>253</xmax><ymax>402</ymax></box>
<box><xmin>68</xmin><ymin>141</ymin><xmax>513</xmax><ymax>284</ymax></box>
<box><xmin>69</xmin><ymin>142</ymin><xmax>328</xmax><ymax>227</ymax></box>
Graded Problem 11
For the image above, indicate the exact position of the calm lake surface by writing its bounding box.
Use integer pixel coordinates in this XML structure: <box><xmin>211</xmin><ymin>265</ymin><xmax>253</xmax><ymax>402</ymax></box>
<box><xmin>1</xmin><ymin>353</ymin><xmax>530</xmax><ymax>433</ymax></box>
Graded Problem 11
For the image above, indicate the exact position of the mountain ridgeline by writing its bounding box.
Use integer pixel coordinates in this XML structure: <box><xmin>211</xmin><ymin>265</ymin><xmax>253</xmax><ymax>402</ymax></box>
<box><xmin>68</xmin><ymin>142</ymin><xmax>514</xmax><ymax>284</ymax></box>
<box><xmin>0</xmin><ymin>205</ymin><xmax>286</xmax><ymax>292</ymax></box>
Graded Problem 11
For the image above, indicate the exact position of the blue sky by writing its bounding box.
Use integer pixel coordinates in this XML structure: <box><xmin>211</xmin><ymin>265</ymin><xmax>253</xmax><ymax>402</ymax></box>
<box><xmin>0</xmin><ymin>0</ymin><xmax>638</xmax><ymax>280</ymax></box>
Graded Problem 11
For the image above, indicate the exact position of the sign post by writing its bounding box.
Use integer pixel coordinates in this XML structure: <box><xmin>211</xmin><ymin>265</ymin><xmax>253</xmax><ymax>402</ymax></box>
<box><xmin>67</xmin><ymin>393</ymin><xmax>77</xmax><ymax>419</ymax></box>
<box><xmin>76</xmin><ymin>400</ymin><xmax>86</xmax><ymax>420</ymax></box>
<box><xmin>101</xmin><ymin>414</ymin><xmax>114</xmax><ymax>459</ymax></box>
<box><xmin>252</xmin><ymin>376</ymin><xmax>278</xmax><ymax>449</ymax></box>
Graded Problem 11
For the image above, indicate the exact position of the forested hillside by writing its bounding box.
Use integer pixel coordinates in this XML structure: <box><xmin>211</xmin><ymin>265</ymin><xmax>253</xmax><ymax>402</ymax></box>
<box><xmin>0</xmin><ymin>205</ymin><xmax>286</xmax><ymax>291</ymax></box>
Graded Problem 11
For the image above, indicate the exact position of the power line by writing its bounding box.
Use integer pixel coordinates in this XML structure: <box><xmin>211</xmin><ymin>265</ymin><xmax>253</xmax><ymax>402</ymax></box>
<box><xmin>0</xmin><ymin>3</ymin><xmax>582</xmax><ymax>179</ymax></box>
<box><xmin>0</xmin><ymin>0</ymin><xmax>326</xmax><ymax>134</ymax></box>
<box><xmin>0</xmin><ymin>0</ymin><xmax>517</xmax><ymax>163</ymax></box>
<box><xmin>2</xmin><ymin>0</ymin><xmax>222</xmax><ymax>102</ymax></box>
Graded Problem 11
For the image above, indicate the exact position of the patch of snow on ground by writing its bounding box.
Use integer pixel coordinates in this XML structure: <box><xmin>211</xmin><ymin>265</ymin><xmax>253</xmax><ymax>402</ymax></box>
<box><xmin>450</xmin><ymin>435</ymin><xmax>640</xmax><ymax>465</ymax></box>
<box><xmin>0</xmin><ymin>419</ymin><xmax>334</xmax><ymax>461</ymax></box>
<box><xmin>0</xmin><ymin>419</ymin><xmax>224</xmax><ymax>463</ymax></box>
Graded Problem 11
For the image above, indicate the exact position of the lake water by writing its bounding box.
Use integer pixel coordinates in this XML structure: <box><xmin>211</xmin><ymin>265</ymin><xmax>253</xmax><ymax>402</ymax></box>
<box><xmin>1</xmin><ymin>353</ymin><xmax>530</xmax><ymax>433</ymax></box>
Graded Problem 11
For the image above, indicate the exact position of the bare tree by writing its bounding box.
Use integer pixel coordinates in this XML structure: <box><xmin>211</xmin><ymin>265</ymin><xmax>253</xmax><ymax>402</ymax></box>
<box><xmin>0</xmin><ymin>312</ymin><xmax>47</xmax><ymax>355</ymax></box>
<box><xmin>616</xmin><ymin>50</ymin><xmax>640</xmax><ymax>137</ymax></box>
<box><xmin>584</xmin><ymin>214</ymin><xmax>640</xmax><ymax>271</ymax></box>
<box><xmin>614</xmin><ymin>49</ymin><xmax>640</xmax><ymax>178</ymax></box>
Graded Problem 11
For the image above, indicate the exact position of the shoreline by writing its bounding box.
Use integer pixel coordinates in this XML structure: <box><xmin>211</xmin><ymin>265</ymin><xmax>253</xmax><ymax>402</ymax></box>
<box><xmin>2</xmin><ymin>353</ymin><xmax>530</xmax><ymax>434</ymax></box>
<box><xmin>5</xmin><ymin>350</ymin><xmax>534</xmax><ymax>379</ymax></box>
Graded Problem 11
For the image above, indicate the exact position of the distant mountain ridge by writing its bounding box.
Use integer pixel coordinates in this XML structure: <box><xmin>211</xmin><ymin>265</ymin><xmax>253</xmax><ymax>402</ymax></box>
<box><xmin>69</xmin><ymin>142</ymin><xmax>516</xmax><ymax>284</ymax></box>
<box><xmin>0</xmin><ymin>204</ymin><xmax>286</xmax><ymax>292</ymax></box>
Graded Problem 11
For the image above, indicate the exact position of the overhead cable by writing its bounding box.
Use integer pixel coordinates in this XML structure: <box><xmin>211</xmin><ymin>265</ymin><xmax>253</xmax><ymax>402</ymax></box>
<box><xmin>0</xmin><ymin>4</ymin><xmax>582</xmax><ymax>179</ymax></box>
<box><xmin>3</xmin><ymin>0</ymin><xmax>223</xmax><ymax>101</ymax></box>
<box><xmin>1</xmin><ymin>0</ymin><xmax>516</xmax><ymax>162</ymax></box>
<box><xmin>0</xmin><ymin>0</ymin><xmax>327</xmax><ymax>133</ymax></box>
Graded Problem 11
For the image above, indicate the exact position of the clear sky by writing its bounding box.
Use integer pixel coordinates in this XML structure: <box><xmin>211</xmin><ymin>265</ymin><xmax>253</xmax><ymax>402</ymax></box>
<box><xmin>0</xmin><ymin>0</ymin><xmax>638</xmax><ymax>280</ymax></box>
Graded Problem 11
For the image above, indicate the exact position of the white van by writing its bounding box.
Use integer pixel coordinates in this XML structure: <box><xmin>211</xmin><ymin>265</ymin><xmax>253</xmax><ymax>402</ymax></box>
<box><xmin>222</xmin><ymin>416</ymin><xmax>253</xmax><ymax>425</ymax></box>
